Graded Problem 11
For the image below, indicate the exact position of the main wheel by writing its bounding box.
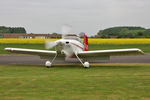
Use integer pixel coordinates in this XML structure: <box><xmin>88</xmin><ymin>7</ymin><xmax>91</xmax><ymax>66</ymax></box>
<box><xmin>83</xmin><ymin>62</ymin><xmax>90</xmax><ymax>68</ymax></box>
<box><xmin>45</xmin><ymin>61</ymin><xmax>52</xmax><ymax>68</ymax></box>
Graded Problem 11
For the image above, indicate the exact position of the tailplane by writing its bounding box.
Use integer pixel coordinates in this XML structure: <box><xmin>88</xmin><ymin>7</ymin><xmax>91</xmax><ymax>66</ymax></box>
<box><xmin>83</xmin><ymin>34</ymin><xmax>88</xmax><ymax>51</ymax></box>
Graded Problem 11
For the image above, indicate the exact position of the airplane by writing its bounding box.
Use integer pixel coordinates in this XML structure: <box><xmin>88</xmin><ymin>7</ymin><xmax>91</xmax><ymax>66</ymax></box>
<box><xmin>5</xmin><ymin>34</ymin><xmax>144</xmax><ymax>68</ymax></box>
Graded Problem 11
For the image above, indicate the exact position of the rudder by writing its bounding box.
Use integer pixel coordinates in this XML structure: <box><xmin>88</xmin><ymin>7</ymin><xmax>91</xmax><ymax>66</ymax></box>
<box><xmin>83</xmin><ymin>34</ymin><xmax>88</xmax><ymax>51</ymax></box>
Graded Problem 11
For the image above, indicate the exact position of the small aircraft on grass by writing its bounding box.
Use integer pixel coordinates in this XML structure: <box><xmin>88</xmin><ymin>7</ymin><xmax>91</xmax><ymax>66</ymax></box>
<box><xmin>5</xmin><ymin>26</ymin><xmax>144</xmax><ymax>68</ymax></box>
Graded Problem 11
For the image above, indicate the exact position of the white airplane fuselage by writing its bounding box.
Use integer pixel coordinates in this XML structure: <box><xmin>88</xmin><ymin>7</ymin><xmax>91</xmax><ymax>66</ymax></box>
<box><xmin>55</xmin><ymin>39</ymin><xmax>84</xmax><ymax>60</ymax></box>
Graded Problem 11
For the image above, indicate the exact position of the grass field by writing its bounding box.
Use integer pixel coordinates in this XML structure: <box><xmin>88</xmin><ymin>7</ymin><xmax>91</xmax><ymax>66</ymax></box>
<box><xmin>0</xmin><ymin>44</ymin><xmax>150</xmax><ymax>54</ymax></box>
<box><xmin>0</xmin><ymin>41</ymin><xmax>150</xmax><ymax>99</ymax></box>
<box><xmin>0</xmin><ymin>64</ymin><xmax>150</xmax><ymax>100</ymax></box>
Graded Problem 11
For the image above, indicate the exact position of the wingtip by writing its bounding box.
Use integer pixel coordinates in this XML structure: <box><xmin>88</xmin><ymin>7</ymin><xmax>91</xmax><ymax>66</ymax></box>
<box><xmin>140</xmin><ymin>50</ymin><xmax>144</xmax><ymax>55</ymax></box>
<box><xmin>4</xmin><ymin>48</ymin><xmax>9</xmax><ymax>51</ymax></box>
<box><xmin>4</xmin><ymin>48</ymin><xmax>12</xmax><ymax>51</ymax></box>
<box><xmin>137</xmin><ymin>49</ymin><xmax>144</xmax><ymax>55</ymax></box>
<box><xmin>131</xmin><ymin>48</ymin><xmax>144</xmax><ymax>55</ymax></box>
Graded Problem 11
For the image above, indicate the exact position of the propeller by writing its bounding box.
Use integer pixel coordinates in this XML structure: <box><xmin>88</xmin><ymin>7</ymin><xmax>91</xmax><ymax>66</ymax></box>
<box><xmin>45</xmin><ymin>24</ymin><xmax>72</xmax><ymax>49</ymax></box>
<box><xmin>45</xmin><ymin>41</ymin><xmax>57</xmax><ymax>49</ymax></box>
<box><xmin>62</xmin><ymin>24</ymin><xmax>72</xmax><ymax>38</ymax></box>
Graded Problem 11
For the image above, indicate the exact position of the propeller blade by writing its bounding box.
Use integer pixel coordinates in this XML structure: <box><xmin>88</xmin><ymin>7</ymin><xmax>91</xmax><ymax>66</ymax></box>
<box><xmin>62</xmin><ymin>24</ymin><xmax>72</xmax><ymax>38</ymax></box>
<box><xmin>45</xmin><ymin>41</ymin><xmax>57</xmax><ymax>49</ymax></box>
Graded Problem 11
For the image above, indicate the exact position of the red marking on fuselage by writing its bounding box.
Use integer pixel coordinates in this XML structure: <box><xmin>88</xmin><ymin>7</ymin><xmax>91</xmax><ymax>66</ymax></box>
<box><xmin>66</xmin><ymin>54</ymin><xmax>76</xmax><ymax>60</ymax></box>
<box><xmin>71</xmin><ymin>43</ymin><xmax>84</xmax><ymax>50</ymax></box>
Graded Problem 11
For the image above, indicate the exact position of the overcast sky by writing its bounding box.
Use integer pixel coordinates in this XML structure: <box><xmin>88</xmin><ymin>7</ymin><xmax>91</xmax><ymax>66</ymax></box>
<box><xmin>0</xmin><ymin>0</ymin><xmax>150</xmax><ymax>36</ymax></box>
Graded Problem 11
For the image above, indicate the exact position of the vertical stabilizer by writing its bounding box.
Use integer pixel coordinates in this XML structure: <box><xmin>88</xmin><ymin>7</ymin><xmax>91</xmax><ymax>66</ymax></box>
<box><xmin>83</xmin><ymin>34</ymin><xmax>88</xmax><ymax>51</ymax></box>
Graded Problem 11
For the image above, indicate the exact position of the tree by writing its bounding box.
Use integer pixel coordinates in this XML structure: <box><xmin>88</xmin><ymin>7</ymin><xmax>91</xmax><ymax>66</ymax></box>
<box><xmin>97</xmin><ymin>26</ymin><xmax>148</xmax><ymax>38</ymax></box>
<box><xmin>137</xmin><ymin>32</ymin><xmax>144</xmax><ymax>36</ymax></box>
<box><xmin>0</xmin><ymin>26</ymin><xmax>26</xmax><ymax>33</ymax></box>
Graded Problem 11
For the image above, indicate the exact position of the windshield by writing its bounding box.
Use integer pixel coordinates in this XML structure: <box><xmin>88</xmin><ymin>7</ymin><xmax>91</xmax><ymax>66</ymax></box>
<box><xmin>64</xmin><ymin>36</ymin><xmax>83</xmax><ymax>43</ymax></box>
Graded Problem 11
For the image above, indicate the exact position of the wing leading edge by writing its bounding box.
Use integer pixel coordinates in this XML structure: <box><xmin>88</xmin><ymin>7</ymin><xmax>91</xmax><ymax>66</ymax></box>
<box><xmin>5</xmin><ymin>48</ymin><xmax>56</xmax><ymax>59</ymax></box>
<box><xmin>78</xmin><ymin>48</ymin><xmax>144</xmax><ymax>57</ymax></box>
<box><xmin>5</xmin><ymin>48</ymin><xmax>66</xmax><ymax>60</ymax></box>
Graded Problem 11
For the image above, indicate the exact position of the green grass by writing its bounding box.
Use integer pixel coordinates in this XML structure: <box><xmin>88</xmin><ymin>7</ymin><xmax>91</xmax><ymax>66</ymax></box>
<box><xmin>0</xmin><ymin>64</ymin><xmax>150</xmax><ymax>100</ymax></box>
<box><xmin>0</xmin><ymin>44</ymin><xmax>150</xmax><ymax>54</ymax></box>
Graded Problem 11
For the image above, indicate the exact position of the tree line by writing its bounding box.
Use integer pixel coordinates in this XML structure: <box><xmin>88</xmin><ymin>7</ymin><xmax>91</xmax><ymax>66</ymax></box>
<box><xmin>0</xmin><ymin>26</ymin><xmax>26</xmax><ymax>33</ymax></box>
<box><xmin>97</xmin><ymin>26</ymin><xmax>150</xmax><ymax>38</ymax></box>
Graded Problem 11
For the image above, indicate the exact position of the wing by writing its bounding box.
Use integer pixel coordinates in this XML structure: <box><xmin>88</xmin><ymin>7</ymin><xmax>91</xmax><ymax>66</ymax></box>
<box><xmin>78</xmin><ymin>48</ymin><xmax>144</xmax><ymax>61</ymax></box>
<box><xmin>5</xmin><ymin>48</ymin><xmax>57</xmax><ymax>60</ymax></box>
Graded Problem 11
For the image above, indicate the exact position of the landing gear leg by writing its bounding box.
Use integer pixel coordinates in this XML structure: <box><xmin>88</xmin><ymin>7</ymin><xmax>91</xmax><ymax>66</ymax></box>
<box><xmin>45</xmin><ymin>53</ymin><xmax>57</xmax><ymax>68</ymax></box>
<box><xmin>75</xmin><ymin>53</ymin><xmax>90</xmax><ymax>68</ymax></box>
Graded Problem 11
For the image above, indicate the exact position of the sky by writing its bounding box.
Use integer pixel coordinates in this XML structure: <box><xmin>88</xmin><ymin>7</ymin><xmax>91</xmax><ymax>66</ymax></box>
<box><xmin>0</xmin><ymin>0</ymin><xmax>150</xmax><ymax>36</ymax></box>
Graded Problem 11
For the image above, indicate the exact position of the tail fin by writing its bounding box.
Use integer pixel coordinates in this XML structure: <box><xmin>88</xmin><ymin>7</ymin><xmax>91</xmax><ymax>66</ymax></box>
<box><xmin>83</xmin><ymin>34</ymin><xmax>88</xmax><ymax>51</ymax></box>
